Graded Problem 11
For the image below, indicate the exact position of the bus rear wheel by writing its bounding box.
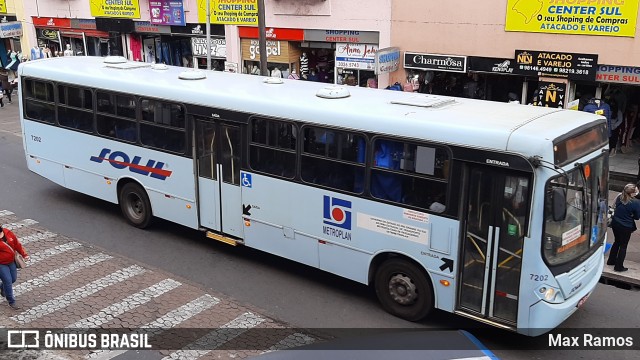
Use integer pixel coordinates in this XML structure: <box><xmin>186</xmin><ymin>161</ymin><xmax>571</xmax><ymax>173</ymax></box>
<box><xmin>374</xmin><ymin>258</ymin><xmax>434</xmax><ymax>321</ymax></box>
<box><xmin>119</xmin><ymin>182</ymin><xmax>152</xmax><ymax>229</ymax></box>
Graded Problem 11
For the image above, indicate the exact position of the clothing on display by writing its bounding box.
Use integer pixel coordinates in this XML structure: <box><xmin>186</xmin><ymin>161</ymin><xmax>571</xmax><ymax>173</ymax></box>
<box><xmin>5</xmin><ymin>52</ymin><xmax>19</xmax><ymax>71</ymax></box>
<box><xmin>300</xmin><ymin>52</ymin><xmax>309</xmax><ymax>79</ymax></box>
<box><xmin>30</xmin><ymin>47</ymin><xmax>43</xmax><ymax>61</ymax></box>
<box><xmin>288</xmin><ymin>70</ymin><xmax>300</xmax><ymax>80</ymax></box>
<box><xmin>583</xmin><ymin>98</ymin><xmax>612</xmax><ymax>136</ymax></box>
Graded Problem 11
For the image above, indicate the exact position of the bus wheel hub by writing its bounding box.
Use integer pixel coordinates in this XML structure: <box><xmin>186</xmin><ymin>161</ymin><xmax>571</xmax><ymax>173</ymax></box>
<box><xmin>389</xmin><ymin>274</ymin><xmax>417</xmax><ymax>305</ymax></box>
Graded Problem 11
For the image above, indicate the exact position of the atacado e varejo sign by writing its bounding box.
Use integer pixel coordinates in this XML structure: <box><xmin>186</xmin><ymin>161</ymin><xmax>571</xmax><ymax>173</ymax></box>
<box><xmin>505</xmin><ymin>0</ymin><xmax>639</xmax><ymax>37</ymax></box>
<box><xmin>198</xmin><ymin>0</ymin><xmax>258</xmax><ymax>26</ymax></box>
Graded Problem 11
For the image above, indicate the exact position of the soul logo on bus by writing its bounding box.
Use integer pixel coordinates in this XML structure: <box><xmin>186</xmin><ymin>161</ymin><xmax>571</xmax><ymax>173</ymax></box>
<box><xmin>90</xmin><ymin>148</ymin><xmax>172</xmax><ymax>180</ymax></box>
<box><xmin>322</xmin><ymin>196</ymin><xmax>352</xmax><ymax>241</ymax></box>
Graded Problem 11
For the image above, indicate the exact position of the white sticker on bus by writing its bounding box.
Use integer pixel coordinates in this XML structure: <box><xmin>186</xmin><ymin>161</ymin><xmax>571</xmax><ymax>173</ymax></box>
<box><xmin>357</xmin><ymin>213</ymin><xmax>428</xmax><ymax>244</ymax></box>
<box><xmin>561</xmin><ymin>225</ymin><xmax>581</xmax><ymax>246</ymax></box>
<box><xmin>402</xmin><ymin>209</ymin><xmax>429</xmax><ymax>223</ymax></box>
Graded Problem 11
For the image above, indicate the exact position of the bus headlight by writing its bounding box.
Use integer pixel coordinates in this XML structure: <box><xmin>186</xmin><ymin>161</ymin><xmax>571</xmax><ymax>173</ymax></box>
<box><xmin>536</xmin><ymin>284</ymin><xmax>565</xmax><ymax>304</ymax></box>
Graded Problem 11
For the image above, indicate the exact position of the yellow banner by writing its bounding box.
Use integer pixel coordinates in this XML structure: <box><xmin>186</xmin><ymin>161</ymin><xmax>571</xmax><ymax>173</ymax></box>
<box><xmin>505</xmin><ymin>0</ymin><xmax>639</xmax><ymax>37</ymax></box>
<box><xmin>198</xmin><ymin>0</ymin><xmax>258</xmax><ymax>25</ymax></box>
<box><xmin>90</xmin><ymin>0</ymin><xmax>141</xmax><ymax>19</ymax></box>
<box><xmin>0</xmin><ymin>0</ymin><xmax>6</xmax><ymax>14</ymax></box>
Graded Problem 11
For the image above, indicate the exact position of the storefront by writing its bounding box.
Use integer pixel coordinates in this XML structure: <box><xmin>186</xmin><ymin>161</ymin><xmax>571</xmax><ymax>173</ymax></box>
<box><xmin>68</xmin><ymin>19</ymin><xmax>110</xmax><ymax>56</ymax></box>
<box><xmin>467</xmin><ymin>57</ymin><xmax>527</xmax><ymax>103</ymax></box>
<box><xmin>95</xmin><ymin>17</ymin><xmax>134</xmax><ymax>57</ymax></box>
<box><xmin>33</xmin><ymin>17</ymin><xmax>109</xmax><ymax>58</ymax></box>
<box><xmin>171</xmin><ymin>23</ymin><xmax>226</xmax><ymax>71</ymax></box>
<box><xmin>32</xmin><ymin>17</ymin><xmax>70</xmax><ymax>57</ymax></box>
<box><xmin>239</xmin><ymin>27</ymin><xmax>303</xmax><ymax>78</ymax></box>
<box><xmin>513</xmin><ymin>50</ymin><xmax>598</xmax><ymax>108</ymax></box>
<box><xmin>0</xmin><ymin>17</ymin><xmax>22</xmax><ymax>67</ymax></box>
<box><xmin>303</xmin><ymin>29</ymin><xmax>379</xmax><ymax>86</ymax></box>
<box><xmin>403</xmin><ymin>52</ymin><xmax>468</xmax><ymax>95</ymax></box>
<box><xmin>131</xmin><ymin>21</ymin><xmax>171</xmax><ymax>63</ymax></box>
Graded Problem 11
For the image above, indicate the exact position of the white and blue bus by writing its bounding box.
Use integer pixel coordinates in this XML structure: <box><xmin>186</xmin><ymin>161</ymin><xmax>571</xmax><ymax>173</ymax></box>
<box><xmin>19</xmin><ymin>56</ymin><xmax>608</xmax><ymax>336</ymax></box>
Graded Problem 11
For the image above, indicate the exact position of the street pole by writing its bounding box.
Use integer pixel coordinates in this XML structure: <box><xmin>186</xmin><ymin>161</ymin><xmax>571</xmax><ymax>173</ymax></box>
<box><xmin>206</xmin><ymin>0</ymin><xmax>212</xmax><ymax>70</ymax></box>
<box><xmin>257</xmin><ymin>0</ymin><xmax>268</xmax><ymax>76</ymax></box>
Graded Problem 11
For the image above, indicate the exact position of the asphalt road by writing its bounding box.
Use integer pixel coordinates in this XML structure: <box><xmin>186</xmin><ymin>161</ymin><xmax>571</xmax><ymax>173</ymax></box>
<box><xmin>1</xmin><ymin>109</ymin><xmax>639</xmax><ymax>359</ymax></box>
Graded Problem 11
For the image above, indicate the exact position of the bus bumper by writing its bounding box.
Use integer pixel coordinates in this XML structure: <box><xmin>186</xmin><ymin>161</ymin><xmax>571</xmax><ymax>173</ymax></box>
<box><xmin>525</xmin><ymin>246</ymin><xmax>604</xmax><ymax>337</ymax></box>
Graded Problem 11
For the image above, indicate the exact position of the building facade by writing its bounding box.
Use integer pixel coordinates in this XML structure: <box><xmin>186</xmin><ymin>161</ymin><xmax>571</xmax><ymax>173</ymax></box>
<box><xmin>389</xmin><ymin>0</ymin><xmax>640</xmax><ymax>111</ymax></box>
<box><xmin>14</xmin><ymin>0</ymin><xmax>392</xmax><ymax>87</ymax></box>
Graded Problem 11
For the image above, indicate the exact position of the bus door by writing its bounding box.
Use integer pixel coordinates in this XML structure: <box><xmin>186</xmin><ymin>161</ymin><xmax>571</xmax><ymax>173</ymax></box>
<box><xmin>457</xmin><ymin>165</ymin><xmax>530</xmax><ymax>325</ymax></box>
<box><xmin>195</xmin><ymin>116</ymin><xmax>243</xmax><ymax>238</ymax></box>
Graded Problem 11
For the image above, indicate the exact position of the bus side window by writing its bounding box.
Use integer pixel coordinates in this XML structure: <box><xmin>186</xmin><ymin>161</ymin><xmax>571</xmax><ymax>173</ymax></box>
<box><xmin>371</xmin><ymin>140</ymin><xmax>403</xmax><ymax>202</ymax></box>
<box><xmin>250</xmin><ymin>118</ymin><xmax>296</xmax><ymax>178</ymax></box>
<box><xmin>370</xmin><ymin>138</ymin><xmax>449</xmax><ymax>211</ymax></box>
<box><xmin>300</xmin><ymin>126</ymin><xmax>365</xmax><ymax>193</ymax></box>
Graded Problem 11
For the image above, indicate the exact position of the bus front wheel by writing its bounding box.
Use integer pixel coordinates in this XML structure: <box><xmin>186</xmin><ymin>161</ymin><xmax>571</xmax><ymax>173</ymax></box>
<box><xmin>119</xmin><ymin>182</ymin><xmax>152</xmax><ymax>229</ymax></box>
<box><xmin>374</xmin><ymin>258</ymin><xmax>434</xmax><ymax>321</ymax></box>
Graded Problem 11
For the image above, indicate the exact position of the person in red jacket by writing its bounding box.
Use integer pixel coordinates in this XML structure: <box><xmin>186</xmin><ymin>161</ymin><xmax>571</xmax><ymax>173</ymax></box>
<box><xmin>0</xmin><ymin>225</ymin><xmax>29</xmax><ymax>309</ymax></box>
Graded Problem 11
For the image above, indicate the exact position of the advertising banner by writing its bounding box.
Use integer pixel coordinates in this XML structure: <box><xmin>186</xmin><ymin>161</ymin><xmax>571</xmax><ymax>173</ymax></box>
<box><xmin>197</xmin><ymin>0</ymin><xmax>258</xmax><ymax>26</ymax></box>
<box><xmin>335</xmin><ymin>43</ymin><xmax>378</xmax><ymax>70</ymax></box>
<box><xmin>191</xmin><ymin>37</ymin><xmax>226</xmax><ymax>57</ymax></box>
<box><xmin>596</xmin><ymin>64</ymin><xmax>640</xmax><ymax>84</ymax></box>
<box><xmin>514</xmin><ymin>50</ymin><xmax>597</xmax><ymax>81</ymax></box>
<box><xmin>404</xmin><ymin>52</ymin><xmax>467</xmax><ymax>73</ymax></box>
<box><xmin>532</xmin><ymin>82</ymin><xmax>566</xmax><ymax>108</ymax></box>
<box><xmin>375</xmin><ymin>47</ymin><xmax>400</xmax><ymax>75</ymax></box>
<box><xmin>90</xmin><ymin>0</ymin><xmax>141</xmax><ymax>19</ymax></box>
<box><xmin>0</xmin><ymin>22</ymin><xmax>22</xmax><ymax>38</ymax></box>
<box><xmin>149</xmin><ymin>1</ymin><xmax>185</xmax><ymax>26</ymax></box>
<box><xmin>468</xmin><ymin>57</ymin><xmax>516</xmax><ymax>75</ymax></box>
<box><xmin>505</xmin><ymin>0</ymin><xmax>639</xmax><ymax>37</ymax></box>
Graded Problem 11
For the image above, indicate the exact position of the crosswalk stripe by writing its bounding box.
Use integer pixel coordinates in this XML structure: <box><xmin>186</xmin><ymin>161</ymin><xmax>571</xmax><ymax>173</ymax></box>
<box><xmin>11</xmin><ymin>265</ymin><xmax>146</xmax><ymax>324</ymax></box>
<box><xmin>0</xmin><ymin>210</ymin><xmax>14</xmax><ymax>216</ymax></box>
<box><xmin>1</xmin><ymin>218</ymin><xmax>38</xmax><ymax>230</ymax></box>
<box><xmin>86</xmin><ymin>294</ymin><xmax>220</xmax><ymax>359</ymax></box>
<box><xmin>14</xmin><ymin>253</ymin><xmax>114</xmax><ymax>296</ymax></box>
<box><xmin>163</xmin><ymin>312</ymin><xmax>265</xmax><ymax>360</ymax></box>
<box><xmin>29</xmin><ymin>242</ymin><xmax>83</xmax><ymax>264</ymax></box>
<box><xmin>68</xmin><ymin>279</ymin><xmax>182</xmax><ymax>329</ymax></box>
<box><xmin>263</xmin><ymin>332</ymin><xmax>316</xmax><ymax>353</ymax></box>
<box><xmin>20</xmin><ymin>231</ymin><xmax>57</xmax><ymax>245</ymax></box>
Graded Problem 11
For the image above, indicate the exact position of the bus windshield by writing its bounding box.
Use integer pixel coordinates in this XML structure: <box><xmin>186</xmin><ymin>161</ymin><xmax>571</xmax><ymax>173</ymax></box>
<box><xmin>543</xmin><ymin>154</ymin><xmax>607</xmax><ymax>266</ymax></box>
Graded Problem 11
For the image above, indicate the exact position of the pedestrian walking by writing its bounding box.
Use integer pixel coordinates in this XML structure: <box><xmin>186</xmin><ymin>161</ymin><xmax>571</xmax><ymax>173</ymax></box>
<box><xmin>0</xmin><ymin>225</ymin><xmax>29</xmax><ymax>309</ymax></box>
<box><xmin>0</xmin><ymin>69</ymin><xmax>11</xmax><ymax>104</ymax></box>
<box><xmin>607</xmin><ymin>183</ymin><xmax>640</xmax><ymax>272</ymax></box>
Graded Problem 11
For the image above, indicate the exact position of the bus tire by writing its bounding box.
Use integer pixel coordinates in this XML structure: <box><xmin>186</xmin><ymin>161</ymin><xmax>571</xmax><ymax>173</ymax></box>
<box><xmin>119</xmin><ymin>182</ymin><xmax>152</xmax><ymax>229</ymax></box>
<box><xmin>374</xmin><ymin>258</ymin><xmax>434</xmax><ymax>321</ymax></box>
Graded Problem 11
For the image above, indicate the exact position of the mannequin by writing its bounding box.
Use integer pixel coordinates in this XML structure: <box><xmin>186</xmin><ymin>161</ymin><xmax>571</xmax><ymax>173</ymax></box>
<box><xmin>42</xmin><ymin>47</ymin><xmax>52</xmax><ymax>58</ymax></box>
<box><xmin>251</xmin><ymin>65</ymin><xmax>260</xmax><ymax>75</ymax></box>
<box><xmin>64</xmin><ymin>44</ymin><xmax>74</xmax><ymax>57</ymax></box>
<box><xmin>583</xmin><ymin>97</ymin><xmax>612</xmax><ymax>138</ymax></box>
<box><xmin>31</xmin><ymin>46</ymin><xmax>43</xmax><ymax>60</ymax></box>
<box><xmin>300</xmin><ymin>52</ymin><xmax>309</xmax><ymax>80</ymax></box>
<box><xmin>271</xmin><ymin>66</ymin><xmax>282</xmax><ymax>78</ymax></box>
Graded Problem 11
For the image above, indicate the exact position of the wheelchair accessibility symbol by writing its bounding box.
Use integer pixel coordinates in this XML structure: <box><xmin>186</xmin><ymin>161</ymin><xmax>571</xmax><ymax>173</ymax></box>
<box><xmin>241</xmin><ymin>172</ymin><xmax>252</xmax><ymax>188</ymax></box>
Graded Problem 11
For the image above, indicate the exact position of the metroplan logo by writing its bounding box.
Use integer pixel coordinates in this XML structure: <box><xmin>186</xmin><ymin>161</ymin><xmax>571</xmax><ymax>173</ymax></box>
<box><xmin>90</xmin><ymin>148</ymin><xmax>172</xmax><ymax>180</ymax></box>
<box><xmin>323</xmin><ymin>196</ymin><xmax>352</xmax><ymax>230</ymax></box>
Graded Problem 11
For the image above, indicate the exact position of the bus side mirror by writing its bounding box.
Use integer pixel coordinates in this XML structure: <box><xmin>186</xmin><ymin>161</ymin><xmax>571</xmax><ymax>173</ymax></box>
<box><xmin>552</xmin><ymin>188</ymin><xmax>567</xmax><ymax>222</ymax></box>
